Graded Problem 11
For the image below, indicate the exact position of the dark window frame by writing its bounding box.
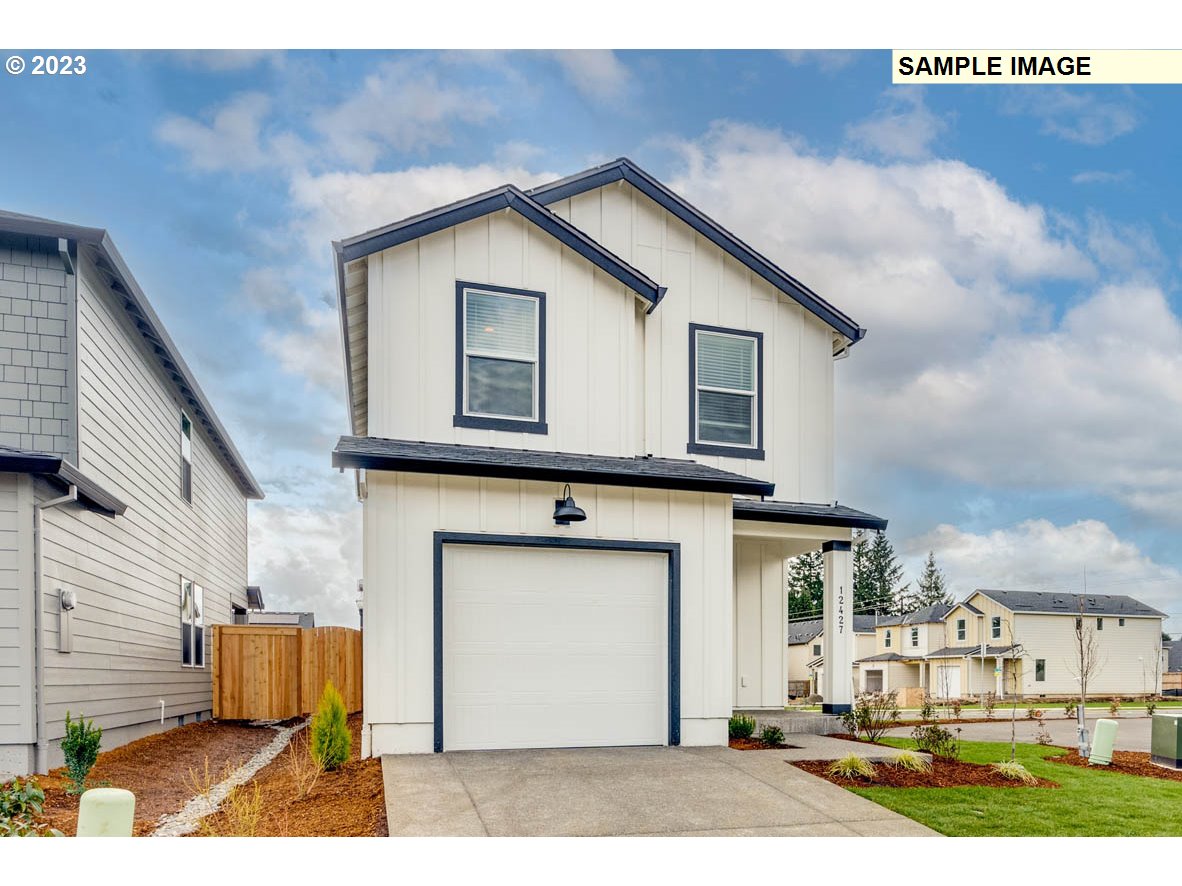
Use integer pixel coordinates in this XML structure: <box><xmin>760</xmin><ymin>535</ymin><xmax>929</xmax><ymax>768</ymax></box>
<box><xmin>911</xmin><ymin>627</ymin><xmax>919</xmax><ymax>647</ymax></box>
<box><xmin>1097</xmin><ymin>617</ymin><xmax>1104</xmax><ymax>631</ymax></box>
<box><xmin>1035</xmin><ymin>658</ymin><xmax>1046</xmax><ymax>682</ymax></box>
<box><xmin>180</xmin><ymin>412</ymin><xmax>193</xmax><ymax>504</ymax></box>
<box><xmin>812</xmin><ymin>643</ymin><xmax>822</xmax><ymax>656</ymax></box>
<box><xmin>180</xmin><ymin>578</ymin><xmax>205</xmax><ymax>669</ymax></box>
<box><xmin>453</xmin><ymin>281</ymin><xmax>548</xmax><ymax>434</ymax></box>
<box><xmin>884</xmin><ymin>629</ymin><xmax>892</xmax><ymax>648</ymax></box>
<box><xmin>991</xmin><ymin>616</ymin><xmax>1002</xmax><ymax>639</ymax></box>
<box><xmin>956</xmin><ymin>618</ymin><xmax>966</xmax><ymax>641</ymax></box>
<box><xmin>687</xmin><ymin>323</ymin><xmax>765</xmax><ymax>459</ymax></box>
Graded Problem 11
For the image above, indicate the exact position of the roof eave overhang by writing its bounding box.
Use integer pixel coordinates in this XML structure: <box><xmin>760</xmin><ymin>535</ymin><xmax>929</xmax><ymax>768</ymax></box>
<box><xmin>0</xmin><ymin>452</ymin><xmax>127</xmax><ymax>517</ymax></box>
<box><xmin>732</xmin><ymin>500</ymin><xmax>888</xmax><ymax>531</ymax></box>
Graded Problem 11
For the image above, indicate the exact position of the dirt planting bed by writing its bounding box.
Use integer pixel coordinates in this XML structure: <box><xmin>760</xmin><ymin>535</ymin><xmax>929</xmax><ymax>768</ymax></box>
<box><xmin>195</xmin><ymin>713</ymin><xmax>386</xmax><ymax>837</ymax></box>
<box><xmin>728</xmin><ymin>737</ymin><xmax>802</xmax><ymax>751</ymax></box>
<box><xmin>793</xmin><ymin>757</ymin><xmax>1059</xmax><ymax>789</ymax></box>
<box><xmin>1050</xmin><ymin>748</ymin><xmax>1182</xmax><ymax>782</ymax></box>
<box><xmin>33</xmin><ymin>720</ymin><xmax>276</xmax><ymax>836</ymax></box>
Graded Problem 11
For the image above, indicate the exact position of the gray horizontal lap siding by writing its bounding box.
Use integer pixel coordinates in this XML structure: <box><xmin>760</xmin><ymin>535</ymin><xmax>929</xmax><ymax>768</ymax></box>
<box><xmin>0</xmin><ymin>475</ymin><xmax>31</xmax><ymax>743</ymax></box>
<box><xmin>33</xmin><ymin>257</ymin><xmax>248</xmax><ymax>746</ymax></box>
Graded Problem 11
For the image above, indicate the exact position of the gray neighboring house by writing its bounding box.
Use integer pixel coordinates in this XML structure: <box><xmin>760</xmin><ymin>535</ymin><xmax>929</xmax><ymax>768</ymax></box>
<box><xmin>0</xmin><ymin>210</ymin><xmax>263</xmax><ymax>777</ymax></box>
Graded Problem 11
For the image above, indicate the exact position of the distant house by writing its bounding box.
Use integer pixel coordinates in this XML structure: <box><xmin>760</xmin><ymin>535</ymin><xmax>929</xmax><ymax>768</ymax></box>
<box><xmin>0</xmin><ymin>211</ymin><xmax>263</xmax><ymax>777</ymax></box>
<box><xmin>787</xmin><ymin>616</ymin><xmax>877</xmax><ymax>698</ymax></box>
<box><xmin>239</xmin><ymin>611</ymin><xmax>316</xmax><ymax>628</ymax></box>
<box><xmin>855</xmin><ymin>590</ymin><xmax>1165</xmax><ymax>700</ymax></box>
<box><xmin>1164</xmin><ymin>640</ymin><xmax>1182</xmax><ymax>697</ymax></box>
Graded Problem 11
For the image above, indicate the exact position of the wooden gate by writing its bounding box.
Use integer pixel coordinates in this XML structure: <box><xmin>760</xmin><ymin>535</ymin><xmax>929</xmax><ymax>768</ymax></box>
<box><xmin>212</xmin><ymin>625</ymin><xmax>362</xmax><ymax>720</ymax></box>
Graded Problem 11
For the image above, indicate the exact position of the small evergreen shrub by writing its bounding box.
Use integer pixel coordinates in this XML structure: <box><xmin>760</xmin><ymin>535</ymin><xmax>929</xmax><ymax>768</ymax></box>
<box><xmin>827</xmin><ymin>754</ymin><xmax>876</xmax><ymax>780</ymax></box>
<box><xmin>728</xmin><ymin>714</ymin><xmax>756</xmax><ymax>740</ymax></box>
<box><xmin>310</xmin><ymin>681</ymin><xmax>352</xmax><ymax>771</ymax></box>
<box><xmin>1063</xmin><ymin>700</ymin><xmax>1078</xmax><ymax>719</ymax></box>
<box><xmin>759</xmin><ymin>724</ymin><xmax>785</xmax><ymax>747</ymax></box>
<box><xmin>61</xmin><ymin>712</ymin><xmax>102</xmax><ymax>795</ymax></box>
<box><xmin>886</xmin><ymin>750</ymin><xmax>932</xmax><ymax>773</ymax></box>
<box><xmin>911</xmin><ymin>723</ymin><xmax>960</xmax><ymax>759</ymax></box>
<box><xmin>1145</xmin><ymin>697</ymin><xmax>1158</xmax><ymax>716</ymax></box>
<box><xmin>991</xmin><ymin>760</ymin><xmax>1037</xmax><ymax>785</ymax></box>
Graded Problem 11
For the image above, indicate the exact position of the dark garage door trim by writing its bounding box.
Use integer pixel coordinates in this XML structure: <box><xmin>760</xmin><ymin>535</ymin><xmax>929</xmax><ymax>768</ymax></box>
<box><xmin>433</xmin><ymin>531</ymin><xmax>682</xmax><ymax>753</ymax></box>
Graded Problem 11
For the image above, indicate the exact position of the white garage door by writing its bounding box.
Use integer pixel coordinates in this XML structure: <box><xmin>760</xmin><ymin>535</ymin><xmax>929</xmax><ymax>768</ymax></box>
<box><xmin>935</xmin><ymin>666</ymin><xmax>961</xmax><ymax>699</ymax></box>
<box><xmin>443</xmin><ymin>544</ymin><xmax>668</xmax><ymax>751</ymax></box>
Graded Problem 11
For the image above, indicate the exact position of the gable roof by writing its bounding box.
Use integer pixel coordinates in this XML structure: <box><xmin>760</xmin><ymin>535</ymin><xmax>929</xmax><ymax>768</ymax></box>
<box><xmin>526</xmin><ymin>158</ymin><xmax>865</xmax><ymax>346</ymax></box>
<box><xmin>333</xmin><ymin>435</ymin><xmax>775</xmax><ymax>497</ymax></box>
<box><xmin>788</xmin><ymin>615</ymin><xmax>879</xmax><ymax>644</ymax></box>
<box><xmin>974</xmin><ymin>589</ymin><xmax>1166</xmax><ymax>618</ymax></box>
<box><xmin>0</xmin><ymin>210</ymin><xmax>263</xmax><ymax>500</ymax></box>
<box><xmin>875</xmin><ymin>603</ymin><xmax>954</xmax><ymax>627</ymax></box>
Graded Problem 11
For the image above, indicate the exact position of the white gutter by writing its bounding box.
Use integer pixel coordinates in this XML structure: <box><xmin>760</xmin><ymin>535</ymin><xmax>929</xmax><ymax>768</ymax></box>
<box><xmin>33</xmin><ymin>484</ymin><xmax>77</xmax><ymax>773</ymax></box>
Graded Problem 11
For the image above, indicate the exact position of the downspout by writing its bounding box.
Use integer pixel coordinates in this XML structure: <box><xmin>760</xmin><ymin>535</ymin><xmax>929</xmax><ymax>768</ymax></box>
<box><xmin>33</xmin><ymin>484</ymin><xmax>78</xmax><ymax>773</ymax></box>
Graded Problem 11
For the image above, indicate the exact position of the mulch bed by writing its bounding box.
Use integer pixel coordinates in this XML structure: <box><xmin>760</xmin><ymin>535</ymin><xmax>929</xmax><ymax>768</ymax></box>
<box><xmin>728</xmin><ymin>737</ymin><xmax>801</xmax><ymax>751</ymax></box>
<box><xmin>31</xmin><ymin>720</ymin><xmax>276</xmax><ymax>836</ymax></box>
<box><xmin>194</xmin><ymin>713</ymin><xmax>387</xmax><ymax>837</ymax></box>
<box><xmin>1049</xmin><ymin>748</ymin><xmax>1182</xmax><ymax>783</ymax></box>
<box><xmin>793</xmin><ymin>756</ymin><xmax>1058</xmax><ymax>789</ymax></box>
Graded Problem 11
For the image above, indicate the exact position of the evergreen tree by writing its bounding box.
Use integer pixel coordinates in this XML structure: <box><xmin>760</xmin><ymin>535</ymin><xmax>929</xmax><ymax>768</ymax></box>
<box><xmin>913</xmin><ymin>550</ymin><xmax>953</xmax><ymax>609</ymax></box>
<box><xmin>786</xmin><ymin>550</ymin><xmax>824</xmax><ymax>620</ymax></box>
<box><xmin>855</xmin><ymin>531</ymin><xmax>905</xmax><ymax>616</ymax></box>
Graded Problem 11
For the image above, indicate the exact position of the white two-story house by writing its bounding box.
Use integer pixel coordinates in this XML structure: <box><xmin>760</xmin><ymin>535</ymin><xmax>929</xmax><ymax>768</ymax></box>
<box><xmin>332</xmin><ymin>159</ymin><xmax>885</xmax><ymax>756</ymax></box>
<box><xmin>0</xmin><ymin>210</ymin><xmax>263</xmax><ymax>777</ymax></box>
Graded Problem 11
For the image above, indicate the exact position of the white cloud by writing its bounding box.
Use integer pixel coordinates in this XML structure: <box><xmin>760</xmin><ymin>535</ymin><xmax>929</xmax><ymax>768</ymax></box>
<box><xmin>156</xmin><ymin>92</ymin><xmax>276</xmax><ymax>173</ymax></box>
<box><xmin>260</xmin><ymin>306</ymin><xmax>342</xmax><ymax>392</ymax></box>
<box><xmin>904</xmin><ymin>519</ymin><xmax>1182</xmax><ymax>630</ymax></box>
<box><xmin>250</xmin><ymin>501</ymin><xmax>361</xmax><ymax>628</ymax></box>
<box><xmin>314</xmin><ymin>60</ymin><xmax>498</xmax><ymax>169</ymax></box>
<box><xmin>781</xmin><ymin>50</ymin><xmax>858</xmax><ymax>72</ymax></box>
<box><xmin>1002</xmin><ymin>88</ymin><xmax>1139</xmax><ymax>145</ymax></box>
<box><xmin>541</xmin><ymin>50</ymin><xmax>630</xmax><ymax>102</ymax></box>
<box><xmin>845</xmin><ymin>88</ymin><xmax>948</xmax><ymax>160</ymax></box>
<box><xmin>1072</xmin><ymin>169</ymin><xmax>1132</xmax><ymax>185</ymax></box>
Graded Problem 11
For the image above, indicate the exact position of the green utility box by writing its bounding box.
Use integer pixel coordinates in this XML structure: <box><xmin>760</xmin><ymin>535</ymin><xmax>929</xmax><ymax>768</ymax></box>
<box><xmin>1151</xmin><ymin>712</ymin><xmax>1182</xmax><ymax>770</ymax></box>
<box><xmin>1089</xmin><ymin>718</ymin><xmax>1118</xmax><ymax>766</ymax></box>
<box><xmin>76</xmin><ymin>787</ymin><xmax>136</xmax><ymax>837</ymax></box>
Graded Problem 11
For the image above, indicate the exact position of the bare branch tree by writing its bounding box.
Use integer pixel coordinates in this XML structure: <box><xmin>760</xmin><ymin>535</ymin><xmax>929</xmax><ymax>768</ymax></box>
<box><xmin>1065</xmin><ymin>595</ymin><xmax>1108</xmax><ymax>757</ymax></box>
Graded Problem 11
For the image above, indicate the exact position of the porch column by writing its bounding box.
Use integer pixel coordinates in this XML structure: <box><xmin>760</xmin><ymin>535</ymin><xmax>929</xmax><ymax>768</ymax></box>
<box><xmin>821</xmin><ymin>540</ymin><xmax>854</xmax><ymax>714</ymax></box>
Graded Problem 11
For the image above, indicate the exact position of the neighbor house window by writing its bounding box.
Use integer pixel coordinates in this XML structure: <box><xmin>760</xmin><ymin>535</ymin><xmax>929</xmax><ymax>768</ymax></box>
<box><xmin>180</xmin><ymin>412</ymin><xmax>193</xmax><ymax>503</ymax></box>
<box><xmin>911</xmin><ymin>627</ymin><xmax>919</xmax><ymax>647</ymax></box>
<box><xmin>1119</xmin><ymin>618</ymin><xmax>1126</xmax><ymax>627</ymax></box>
<box><xmin>1075</xmin><ymin>617</ymin><xmax>1082</xmax><ymax>630</ymax></box>
<box><xmin>812</xmin><ymin>643</ymin><xmax>821</xmax><ymax>656</ymax></box>
<box><xmin>1035</xmin><ymin>659</ymin><xmax>1046</xmax><ymax>682</ymax></box>
<box><xmin>688</xmin><ymin>324</ymin><xmax>764</xmax><ymax>458</ymax></box>
<box><xmin>181</xmin><ymin>579</ymin><xmax>204</xmax><ymax>668</ymax></box>
<box><xmin>991</xmin><ymin>616</ymin><xmax>1002</xmax><ymax>640</ymax></box>
<box><xmin>956</xmin><ymin>618</ymin><xmax>966</xmax><ymax>641</ymax></box>
<box><xmin>454</xmin><ymin>283</ymin><xmax>546</xmax><ymax>433</ymax></box>
<box><xmin>885</xmin><ymin>629</ymin><xmax>892</xmax><ymax>648</ymax></box>
<box><xmin>1097</xmin><ymin>618</ymin><xmax>1104</xmax><ymax>631</ymax></box>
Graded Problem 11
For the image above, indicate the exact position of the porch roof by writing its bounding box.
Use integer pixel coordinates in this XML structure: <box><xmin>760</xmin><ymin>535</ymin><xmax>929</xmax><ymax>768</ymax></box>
<box><xmin>926</xmin><ymin>645</ymin><xmax>1016</xmax><ymax>659</ymax></box>
<box><xmin>856</xmin><ymin>652</ymin><xmax>911</xmax><ymax>663</ymax></box>
<box><xmin>733</xmin><ymin>499</ymin><xmax>887</xmax><ymax>531</ymax></box>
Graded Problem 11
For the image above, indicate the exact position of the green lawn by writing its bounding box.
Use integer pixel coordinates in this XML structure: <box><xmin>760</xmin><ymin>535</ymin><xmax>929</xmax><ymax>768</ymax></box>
<box><xmin>845</xmin><ymin>739</ymin><xmax>1182</xmax><ymax>836</ymax></box>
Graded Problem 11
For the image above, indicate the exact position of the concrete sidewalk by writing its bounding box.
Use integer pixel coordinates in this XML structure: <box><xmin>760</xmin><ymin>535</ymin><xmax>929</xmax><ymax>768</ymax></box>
<box><xmin>381</xmin><ymin>742</ymin><xmax>938</xmax><ymax>837</ymax></box>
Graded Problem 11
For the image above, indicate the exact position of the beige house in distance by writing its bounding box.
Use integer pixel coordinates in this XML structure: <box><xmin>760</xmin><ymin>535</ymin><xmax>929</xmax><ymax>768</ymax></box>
<box><xmin>787</xmin><ymin>615</ymin><xmax>876</xmax><ymax>698</ymax></box>
<box><xmin>854</xmin><ymin>590</ymin><xmax>1166</xmax><ymax>701</ymax></box>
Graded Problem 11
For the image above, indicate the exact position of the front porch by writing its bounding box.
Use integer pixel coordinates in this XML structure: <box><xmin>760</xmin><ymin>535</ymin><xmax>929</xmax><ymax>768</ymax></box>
<box><xmin>730</xmin><ymin>499</ymin><xmax>887</xmax><ymax>716</ymax></box>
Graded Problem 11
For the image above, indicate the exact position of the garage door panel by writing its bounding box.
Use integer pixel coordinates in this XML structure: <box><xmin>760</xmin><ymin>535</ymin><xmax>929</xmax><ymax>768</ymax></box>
<box><xmin>443</xmin><ymin>545</ymin><xmax>668</xmax><ymax>751</ymax></box>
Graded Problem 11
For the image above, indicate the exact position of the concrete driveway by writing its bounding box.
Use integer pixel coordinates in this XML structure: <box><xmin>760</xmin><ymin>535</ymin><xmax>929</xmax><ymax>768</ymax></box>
<box><xmin>381</xmin><ymin>743</ymin><xmax>938</xmax><ymax>837</ymax></box>
<box><xmin>886</xmin><ymin>713</ymin><xmax>1155</xmax><ymax>751</ymax></box>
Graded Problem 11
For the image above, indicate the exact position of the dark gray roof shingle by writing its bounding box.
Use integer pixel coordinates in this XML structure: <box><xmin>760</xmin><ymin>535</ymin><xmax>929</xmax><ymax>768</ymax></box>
<box><xmin>333</xmin><ymin>436</ymin><xmax>775</xmax><ymax>496</ymax></box>
<box><xmin>975</xmin><ymin>590</ymin><xmax>1166</xmax><ymax>618</ymax></box>
<box><xmin>734</xmin><ymin>499</ymin><xmax>887</xmax><ymax>530</ymax></box>
<box><xmin>876</xmin><ymin>603</ymin><xmax>954</xmax><ymax>627</ymax></box>
<box><xmin>787</xmin><ymin>615</ymin><xmax>880</xmax><ymax>644</ymax></box>
<box><xmin>926</xmin><ymin>645</ymin><xmax>1016</xmax><ymax>658</ymax></box>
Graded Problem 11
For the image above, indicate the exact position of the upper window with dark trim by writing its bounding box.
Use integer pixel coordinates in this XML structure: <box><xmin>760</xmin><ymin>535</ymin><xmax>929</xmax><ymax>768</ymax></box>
<box><xmin>180</xmin><ymin>412</ymin><xmax>193</xmax><ymax>504</ymax></box>
<box><xmin>991</xmin><ymin>616</ymin><xmax>1002</xmax><ymax>639</ymax></box>
<box><xmin>956</xmin><ymin>618</ymin><xmax>966</xmax><ymax>642</ymax></box>
<box><xmin>454</xmin><ymin>282</ymin><xmax>547</xmax><ymax>434</ymax></box>
<box><xmin>688</xmin><ymin>324</ymin><xmax>764</xmax><ymax>459</ymax></box>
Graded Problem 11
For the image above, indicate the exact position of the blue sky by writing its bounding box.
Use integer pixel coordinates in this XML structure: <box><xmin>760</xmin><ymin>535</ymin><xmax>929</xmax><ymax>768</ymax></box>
<box><xmin>2</xmin><ymin>49</ymin><xmax>1180</xmax><ymax>633</ymax></box>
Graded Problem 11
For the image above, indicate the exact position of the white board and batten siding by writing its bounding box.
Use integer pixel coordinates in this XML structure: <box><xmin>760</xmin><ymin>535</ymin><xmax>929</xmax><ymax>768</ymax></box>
<box><xmin>24</xmin><ymin>255</ymin><xmax>249</xmax><ymax>763</ymax></box>
<box><xmin>363</xmin><ymin>184</ymin><xmax>837</xmax><ymax>503</ymax></box>
<box><xmin>362</xmin><ymin>472</ymin><xmax>733</xmax><ymax>756</ymax></box>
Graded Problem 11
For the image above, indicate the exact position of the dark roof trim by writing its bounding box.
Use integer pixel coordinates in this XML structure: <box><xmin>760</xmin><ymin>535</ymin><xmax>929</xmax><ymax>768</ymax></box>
<box><xmin>733</xmin><ymin>498</ymin><xmax>887</xmax><ymax>531</ymax></box>
<box><xmin>0</xmin><ymin>211</ymin><xmax>263</xmax><ymax>500</ymax></box>
<box><xmin>0</xmin><ymin>448</ymin><xmax>127</xmax><ymax>517</ymax></box>
<box><xmin>334</xmin><ymin>185</ymin><xmax>665</xmax><ymax>308</ymax></box>
<box><xmin>926</xmin><ymin>645</ymin><xmax>1016</xmax><ymax>659</ymax></box>
<box><xmin>527</xmin><ymin>158</ymin><xmax>865</xmax><ymax>345</ymax></box>
<box><xmin>333</xmin><ymin>436</ymin><xmax>775</xmax><ymax>497</ymax></box>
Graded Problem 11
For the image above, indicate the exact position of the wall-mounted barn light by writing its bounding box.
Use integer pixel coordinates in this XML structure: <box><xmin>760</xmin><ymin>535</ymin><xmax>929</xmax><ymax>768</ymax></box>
<box><xmin>553</xmin><ymin>484</ymin><xmax>587</xmax><ymax>525</ymax></box>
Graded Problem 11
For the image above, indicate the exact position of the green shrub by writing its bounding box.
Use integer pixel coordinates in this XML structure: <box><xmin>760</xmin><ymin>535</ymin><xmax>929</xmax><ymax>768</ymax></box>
<box><xmin>0</xmin><ymin>777</ymin><xmax>60</xmax><ymax>837</ymax></box>
<box><xmin>827</xmin><ymin>754</ymin><xmax>876</xmax><ymax>780</ymax></box>
<box><xmin>1145</xmin><ymin>697</ymin><xmax>1158</xmax><ymax>716</ymax></box>
<box><xmin>1108</xmin><ymin>697</ymin><xmax>1121</xmax><ymax>717</ymax></box>
<box><xmin>1064</xmin><ymin>700</ymin><xmax>1078</xmax><ymax>719</ymax></box>
<box><xmin>886</xmin><ymin>750</ymin><xmax>932</xmax><ymax>773</ymax></box>
<box><xmin>991</xmin><ymin>760</ymin><xmax>1037</xmax><ymax>785</ymax></box>
<box><xmin>728</xmin><ymin>714</ymin><xmax>756</xmax><ymax>740</ymax></box>
<box><xmin>950</xmin><ymin>698</ymin><xmax>964</xmax><ymax>718</ymax></box>
<box><xmin>61</xmin><ymin>712</ymin><xmax>102</xmax><ymax>795</ymax></box>
<box><xmin>911</xmin><ymin>723</ymin><xmax>961</xmax><ymax>759</ymax></box>
<box><xmin>839</xmin><ymin>691</ymin><xmax>900</xmax><ymax>742</ymax></box>
<box><xmin>310</xmin><ymin>681</ymin><xmax>352</xmax><ymax>771</ymax></box>
<box><xmin>919</xmin><ymin>693</ymin><xmax>935</xmax><ymax>723</ymax></box>
<box><xmin>759</xmin><ymin>724</ymin><xmax>785</xmax><ymax>747</ymax></box>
